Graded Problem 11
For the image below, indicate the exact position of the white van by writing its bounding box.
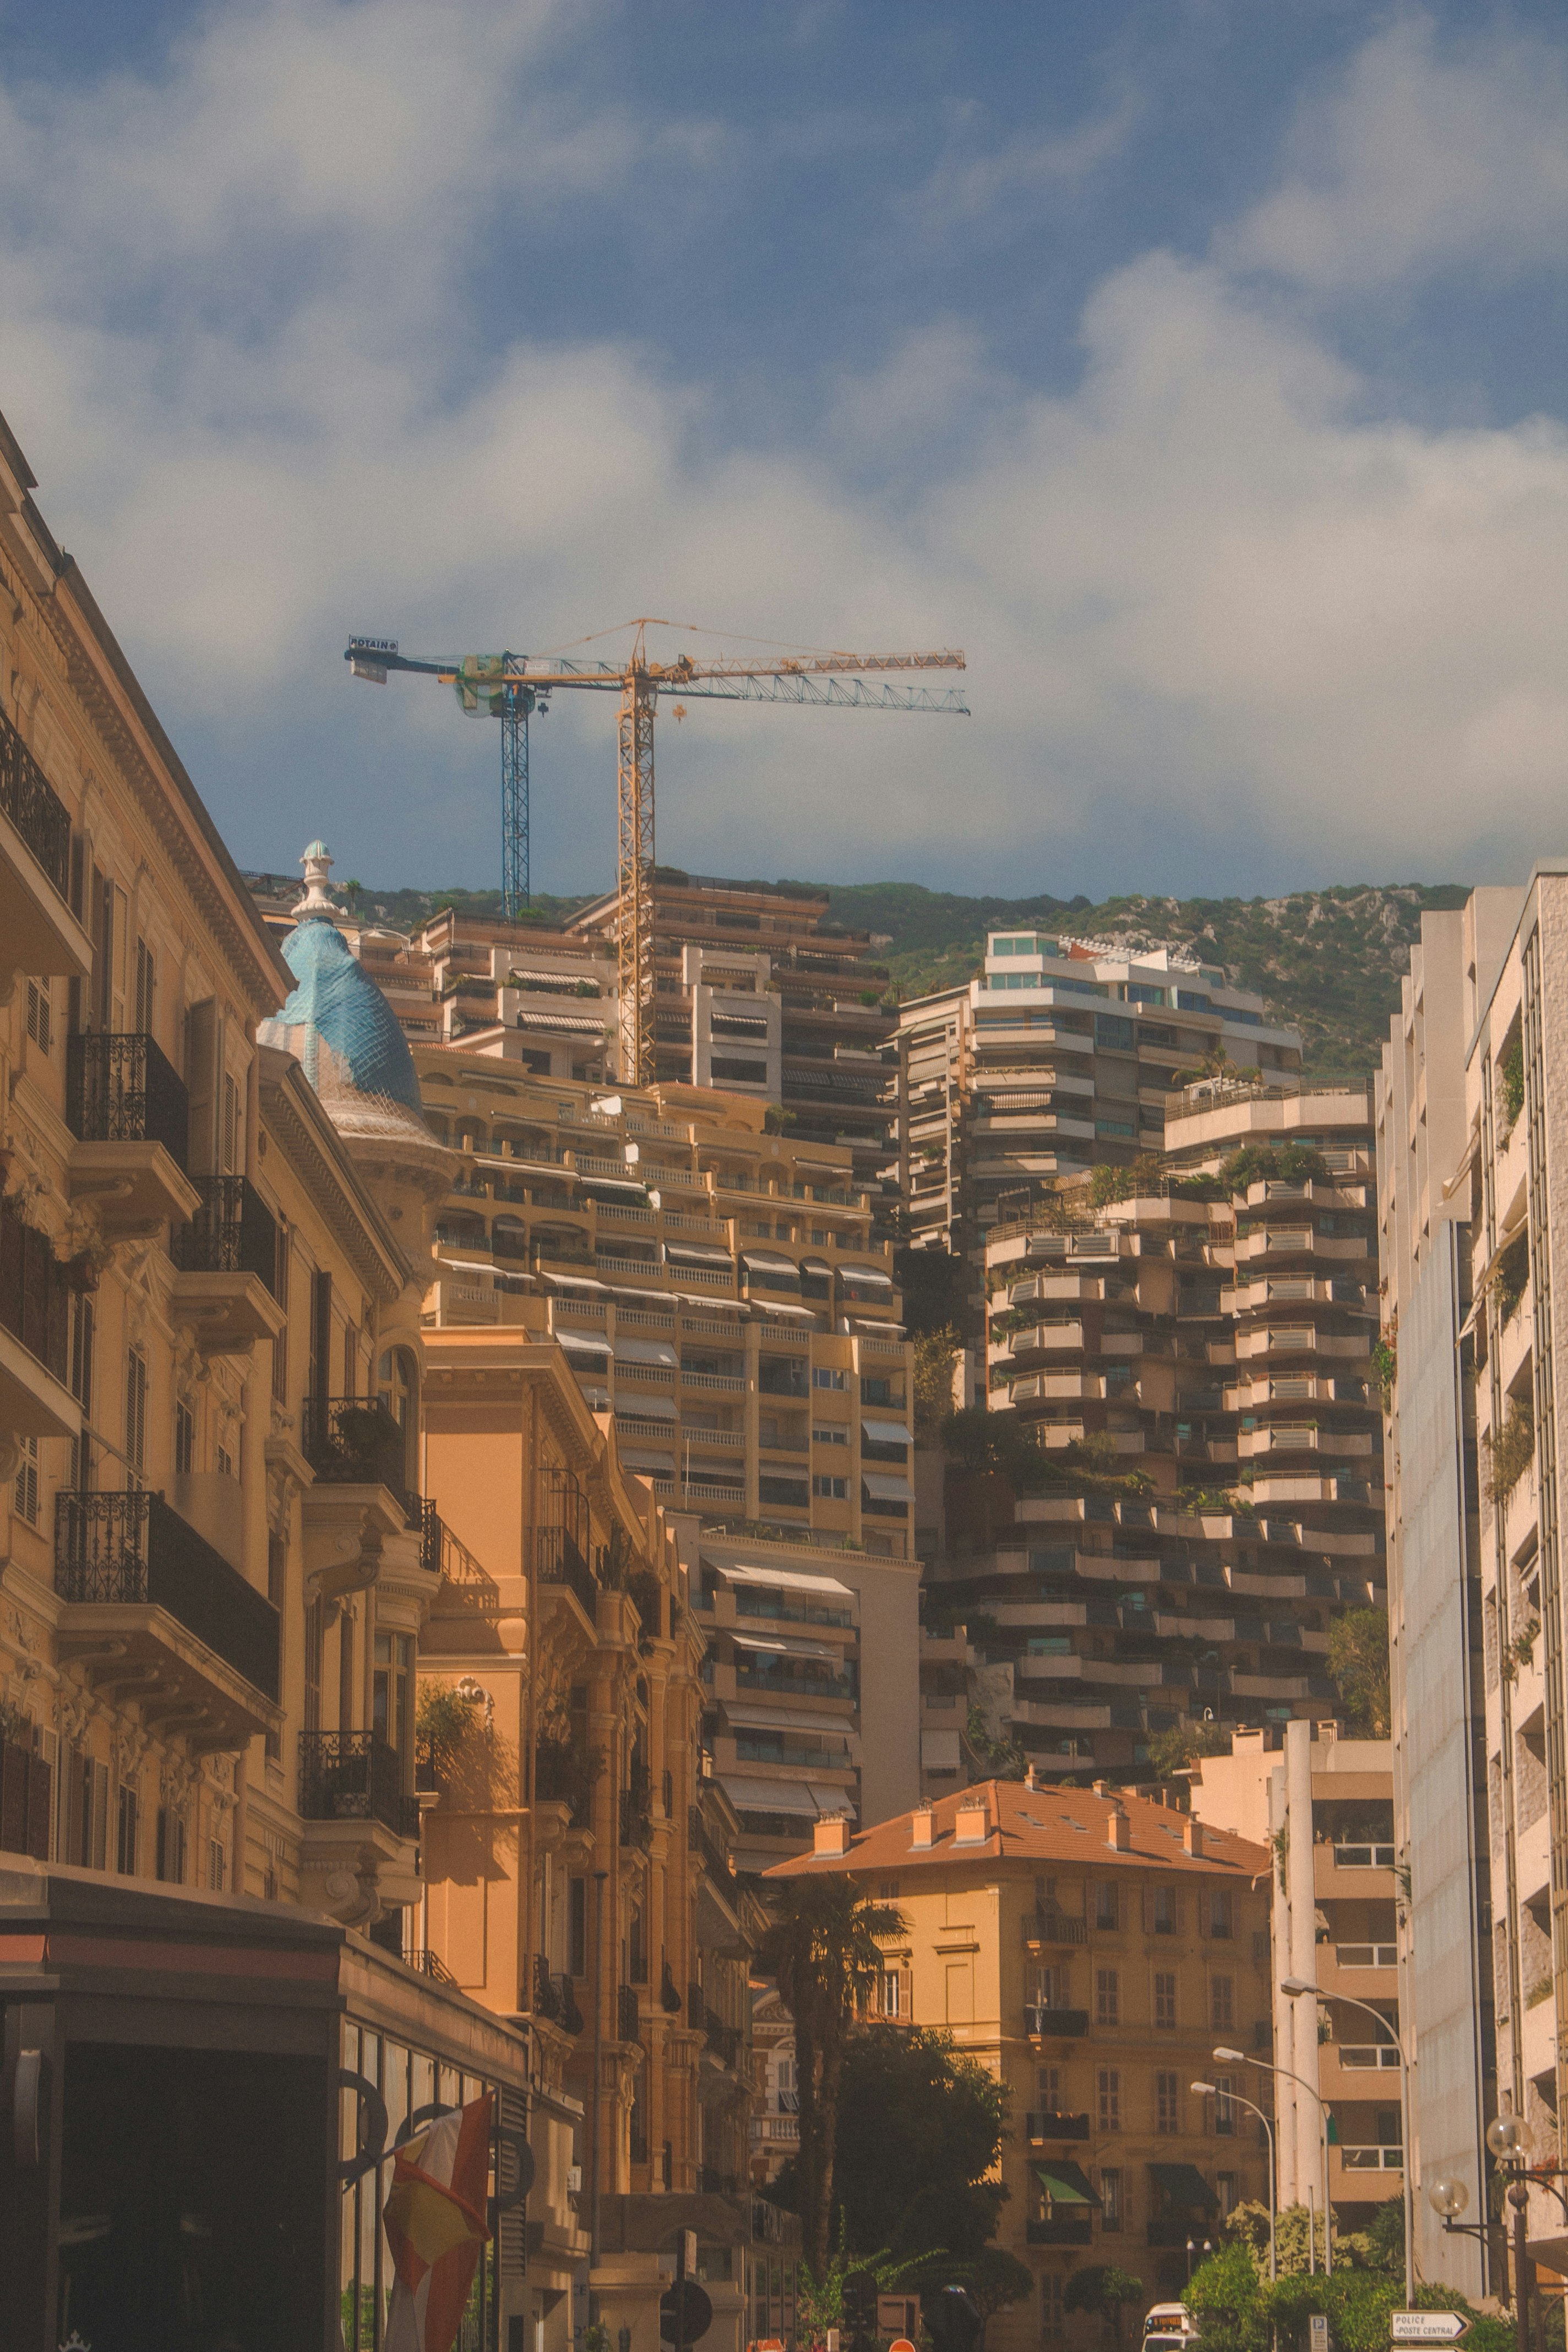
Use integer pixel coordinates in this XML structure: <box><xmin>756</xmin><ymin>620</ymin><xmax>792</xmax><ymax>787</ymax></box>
<box><xmin>1143</xmin><ymin>2304</ymin><xmax>1200</xmax><ymax>2352</ymax></box>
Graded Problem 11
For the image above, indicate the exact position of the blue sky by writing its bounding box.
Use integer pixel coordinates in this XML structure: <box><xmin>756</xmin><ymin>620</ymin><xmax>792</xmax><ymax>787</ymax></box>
<box><xmin>2</xmin><ymin>0</ymin><xmax>1567</xmax><ymax>902</ymax></box>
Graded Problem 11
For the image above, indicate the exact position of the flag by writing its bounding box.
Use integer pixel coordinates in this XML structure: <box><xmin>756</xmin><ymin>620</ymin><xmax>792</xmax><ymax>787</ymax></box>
<box><xmin>382</xmin><ymin>2093</ymin><xmax>493</xmax><ymax>2352</ymax></box>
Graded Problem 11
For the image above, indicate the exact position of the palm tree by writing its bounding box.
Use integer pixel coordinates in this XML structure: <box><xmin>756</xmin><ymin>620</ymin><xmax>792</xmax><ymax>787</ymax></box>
<box><xmin>756</xmin><ymin>1875</ymin><xmax>907</xmax><ymax>2272</ymax></box>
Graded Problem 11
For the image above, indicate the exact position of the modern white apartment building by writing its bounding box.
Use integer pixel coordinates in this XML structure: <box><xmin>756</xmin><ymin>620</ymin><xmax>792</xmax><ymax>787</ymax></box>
<box><xmin>887</xmin><ymin>933</ymin><xmax>1303</xmax><ymax>1262</ymax></box>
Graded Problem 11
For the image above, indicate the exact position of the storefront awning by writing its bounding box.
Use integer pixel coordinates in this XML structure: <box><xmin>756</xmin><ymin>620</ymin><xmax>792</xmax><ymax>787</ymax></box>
<box><xmin>861</xmin><ymin>1473</ymin><xmax>914</xmax><ymax>1502</ymax></box>
<box><xmin>861</xmin><ymin>1417</ymin><xmax>912</xmax><ymax>1446</ymax></box>
<box><xmin>729</xmin><ymin>1629</ymin><xmax>838</xmax><ymax>1660</ymax></box>
<box><xmin>613</xmin><ymin>1336</ymin><xmax>678</xmax><ymax>1366</ymax></box>
<box><xmin>1148</xmin><ymin>2163</ymin><xmax>1219</xmax><ymax>2210</ymax></box>
<box><xmin>710</xmin><ymin>1561</ymin><xmax>854</xmax><ymax>1598</ymax></box>
<box><xmin>1035</xmin><ymin>2162</ymin><xmax>1101</xmax><ymax>2208</ymax></box>
<box><xmin>718</xmin><ymin>1774</ymin><xmax>820</xmax><ymax>1818</ymax></box>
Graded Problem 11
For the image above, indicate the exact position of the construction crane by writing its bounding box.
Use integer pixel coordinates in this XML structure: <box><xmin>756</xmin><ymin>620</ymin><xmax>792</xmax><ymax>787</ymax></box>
<box><xmin>345</xmin><ymin>619</ymin><xmax>968</xmax><ymax>1085</ymax></box>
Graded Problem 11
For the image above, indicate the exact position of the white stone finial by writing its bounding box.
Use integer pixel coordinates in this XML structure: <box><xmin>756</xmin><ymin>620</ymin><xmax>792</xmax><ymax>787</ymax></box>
<box><xmin>296</xmin><ymin>839</ymin><xmax>337</xmax><ymax>918</ymax></box>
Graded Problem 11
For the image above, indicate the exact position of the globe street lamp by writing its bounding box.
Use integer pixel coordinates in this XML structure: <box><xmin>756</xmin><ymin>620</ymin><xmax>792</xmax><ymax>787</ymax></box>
<box><xmin>1281</xmin><ymin>1974</ymin><xmax>1412</xmax><ymax>2305</ymax></box>
<box><xmin>1488</xmin><ymin>2113</ymin><xmax>1534</xmax><ymax>2352</ymax></box>
<box><xmin>1215</xmin><ymin>2044</ymin><xmax>1332</xmax><ymax>2275</ymax></box>
<box><xmin>1194</xmin><ymin>2082</ymin><xmax>1275</xmax><ymax>2282</ymax></box>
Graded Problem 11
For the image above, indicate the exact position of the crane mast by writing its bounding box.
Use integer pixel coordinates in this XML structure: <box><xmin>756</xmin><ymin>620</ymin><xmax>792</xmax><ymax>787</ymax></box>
<box><xmin>346</xmin><ymin>620</ymin><xmax>968</xmax><ymax>1084</ymax></box>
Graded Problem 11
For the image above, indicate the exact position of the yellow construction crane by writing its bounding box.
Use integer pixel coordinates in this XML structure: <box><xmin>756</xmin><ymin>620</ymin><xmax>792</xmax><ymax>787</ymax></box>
<box><xmin>347</xmin><ymin>618</ymin><xmax>968</xmax><ymax>1083</ymax></box>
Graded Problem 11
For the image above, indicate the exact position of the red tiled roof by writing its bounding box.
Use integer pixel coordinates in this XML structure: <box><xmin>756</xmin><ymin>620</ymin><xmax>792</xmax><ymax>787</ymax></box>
<box><xmin>766</xmin><ymin>1780</ymin><xmax>1269</xmax><ymax>1881</ymax></box>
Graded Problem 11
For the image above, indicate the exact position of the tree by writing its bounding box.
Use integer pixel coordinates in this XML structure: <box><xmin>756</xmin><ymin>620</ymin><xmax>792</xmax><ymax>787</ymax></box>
<box><xmin>961</xmin><ymin>2248</ymin><xmax>1035</xmax><ymax>2342</ymax></box>
<box><xmin>827</xmin><ymin>2025</ymin><xmax>1009</xmax><ymax>2266</ymax></box>
<box><xmin>1065</xmin><ymin>2264</ymin><xmax>1148</xmax><ymax>2350</ymax></box>
<box><xmin>914</xmin><ymin>1326</ymin><xmax>961</xmax><ymax>1439</ymax></box>
<box><xmin>1326</xmin><ymin>1609</ymin><xmax>1391</xmax><ymax>1738</ymax></box>
<box><xmin>1145</xmin><ymin>1719</ymin><xmax>1229</xmax><ymax>1780</ymax></box>
<box><xmin>755</xmin><ymin>1880</ymin><xmax>907</xmax><ymax>2273</ymax></box>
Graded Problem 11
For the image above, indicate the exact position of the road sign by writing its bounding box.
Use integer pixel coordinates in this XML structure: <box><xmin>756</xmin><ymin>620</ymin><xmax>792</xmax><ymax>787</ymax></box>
<box><xmin>1392</xmin><ymin>2317</ymin><xmax>1469</xmax><ymax>2344</ymax></box>
<box><xmin>660</xmin><ymin>2282</ymin><xmax>712</xmax><ymax>2347</ymax></box>
<box><xmin>890</xmin><ymin>2338</ymin><xmax>918</xmax><ymax>2352</ymax></box>
<box><xmin>1310</xmin><ymin>2317</ymin><xmax>1330</xmax><ymax>2352</ymax></box>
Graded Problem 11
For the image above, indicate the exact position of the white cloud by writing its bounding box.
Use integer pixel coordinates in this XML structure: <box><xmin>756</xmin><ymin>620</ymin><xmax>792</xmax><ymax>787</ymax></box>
<box><xmin>3</xmin><ymin>1</ymin><xmax>1568</xmax><ymax>897</ymax></box>
<box><xmin>1223</xmin><ymin>13</ymin><xmax>1568</xmax><ymax>292</ymax></box>
<box><xmin>907</xmin><ymin>88</ymin><xmax>1142</xmax><ymax>236</ymax></box>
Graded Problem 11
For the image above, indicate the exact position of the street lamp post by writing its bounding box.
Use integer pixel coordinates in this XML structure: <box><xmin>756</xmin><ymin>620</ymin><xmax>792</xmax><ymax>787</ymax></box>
<box><xmin>1215</xmin><ymin>2044</ymin><xmax>1332</xmax><ymax>2275</ymax></box>
<box><xmin>1281</xmin><ymin>1974</ymin><xmax>1412</xmax><ymax>2306</ymax></box>
<box><xmin>1194</xmin><ymin>2082</ymin><xmax>1276</xmax><ymax>2283</ymax></box>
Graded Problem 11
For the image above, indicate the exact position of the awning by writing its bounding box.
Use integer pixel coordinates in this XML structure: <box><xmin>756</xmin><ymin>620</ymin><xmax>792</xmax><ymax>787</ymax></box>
<box><xmin>838</xmin><ymin>1264</ymin><xmax>893</xmax><ymax>1288</ymax></box>
<box><xmin>582</xmin><ymin>1177</ymin><xmax>649</xmax><ymax>1200</ymax></box>
<box><xmin>862</xmin><ymin>1473</ymin><xmax>914</xmax><ymax>1502</ymax></box>
<box><xmin>556</xmin><ymin>1329</ymin><xmax>611</xmax><ymax>1359</ymax></box>
<box><xmin>729</xmin><ymin>1629</ymin><xmax>838</xmax><ymax>1660</ymax></box>
<box><xmin>921</xmin><ymin>1729</ymin><xmax>961</xmax><ymax>1770</ymax></box>
<box><xmin>722</xmin><ymin>1702</ymin><xmax>853</xmax><ymax>1736</ymax></box>
<box><xmin>753</xmin><ymin>1301</ymin><xmax>820</xmax><ymax>1322</ymax></box>
<box><xmin>516</xmin><ymin>1008</ymin><xmax>606</xmax><ymax>1035</ymax></box>
<box><xmin>718</xmin><ymin>1774</ymin><xmax>820</xmax><ymax>1818</ymax></box>
<box><xmin>710</xmin><ymin>1561</ymin><xmax>854</xmax><ymax>1598</ymax></box>
<box><xmin>1035</xmin><ymin>2162</ymin><xmax>1101</xmax><ymax>2208</ymax></box>
<box><xmin>743</xmin><ymin>1249</ymin><xmax>799</xmax><ymax>1276</ymax></box>
<box><xmin>808</xmin><ymin>1784</ymin><xmax>854</xmax><ymax>1814</ymax></box>
<box><xmin>613</xmin><ymin>1336</ymin><xmax>678</xmax><ymax>1366</ymax></box>
<box><xmin>802</xmin><ymin>1258</ymin><xmax>833</xmax><ymax>1278</ymax></box>
<box><xmin>616</xmin><ymin>1393</ymin><xmax>677</xmax><ymax>1422</ymax></box>
<box><xmin>619</xmin><ymin>1449</ymin><xmax>676</xmax><ymax>1474</ymax></box>
<box><xmin>547</xmin><ymin>1273</ymin><xmax>611</xmax><ymax>1293</ymax></box>
<box><xmin>861</xmin><ymin>1417</ymin><xmax>912</xmax><ymax>1446</ymax></box>
<box><xmin>1148</xmin><ymin>2163</ymin><xmax>1219</xmax><ymax>2210</ymax></box>
<box><xmin>508</xmin><ymin>968</ymin><xmax>598</xmax><ymax>987</ymax></box>
<box><xmin>665</xmin><ymin>1243</ymin><xmax>733</xmax><ymax>1269</ymax></box>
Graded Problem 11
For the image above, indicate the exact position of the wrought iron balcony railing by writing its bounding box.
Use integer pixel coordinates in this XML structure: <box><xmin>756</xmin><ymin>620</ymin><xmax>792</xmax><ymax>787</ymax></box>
<box><xmin>302</xmin><ymin>1396</ymin><xmax>418</xmax><ymax>1525</ymax></box>
<box><xmin>55</xmin><ymin>1488</ymin><xmax>280</xmax><ymax>1702</ymax></box>
<box><xmin>617</xmin><ymin>1984</ymin><xmax>641</xmax><ymax>2043</ymax></box>
<box><xmin>534</xmin><ymin>1524</ymin><xmax>598</xmax><ymax>1623</ymax></box>
<box><xmin>66</xmin><ymin>1030</ymin><xmax>189</xmax><ymax>1166</ymax></box>
<box><xmin>298</xmin><ymin>1730</ymin><xmax>418</xmax><ymax>1838</ymax></box>
<box><xmin>171</xmin><ymin>1175</ymin><xmax>281</xmax><ymax>1293</ymax></box>
<box><xmin>0</xmin><ymin>706</ymin><xmax>70</xmax><ymax>900</ymax></box>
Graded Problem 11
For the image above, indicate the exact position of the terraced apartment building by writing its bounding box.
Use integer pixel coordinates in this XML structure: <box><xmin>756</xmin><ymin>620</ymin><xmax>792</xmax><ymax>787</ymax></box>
<box><xmin>886</xmin><ymin>932</ymin><xmax>1303</xmax><ymax>1264</ymax></box>
<box><xmin>929</xmin><ymin>1081</ymin><xmax>1384</xmax><ymax>1781</ymax></box>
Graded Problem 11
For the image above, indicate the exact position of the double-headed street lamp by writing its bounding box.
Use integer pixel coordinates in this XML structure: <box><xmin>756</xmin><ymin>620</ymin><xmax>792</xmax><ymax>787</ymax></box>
<box><xmin>1214</xmin><ymin>2044</ymin><xmax>1332</xmax><ymax>2275</ymax></box>
<box><xmin>1281</xmin><ymin>1973</ymin><xmax>1413</xmax><ymax>2305</ymax></box>
<box><xmin>1429</xmin><ymin>2110</ymin><xmax>1568</xmax><ymax>2352</ymax></box>
<box><xmin>1193</xmin><ymin>2082</ymin><xmax>1276</xmax><ymax>2282</ymax></box>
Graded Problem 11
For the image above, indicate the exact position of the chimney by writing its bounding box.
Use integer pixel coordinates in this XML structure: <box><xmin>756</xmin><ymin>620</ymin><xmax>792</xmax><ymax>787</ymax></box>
<box><xmin>911</xmin><ymin>1805</ymin><xmax>935</xmax><ymax>1850</ymax></box>
<box><xmin>1025</xmin><ymin>1764</ymin><xmax>1040</xmax><ymax>1793</ymax></box>
<box><xmin>814</xmin><ymin>1813</ymin><xmax>851</xmax><ymax>1859</ymax></box>
<box><xmin>1107</xmin><ymin>1805</ymin><xmax>1132</xmax><ymax>1852</ymax></box>
<box><xmin>1092</xmin><ymin>1779</ymin><xmax>1111</xmax><ymax>1799</ymax></box>
<box><xmin>1183</xmin><ymin>1818</ymin><xmax>1205</xmax><ymax>1859</ymax></box>
<box><xmin>955</xmin><ymin>1794</ymin><xmax>990</xmax><ymax>1845</ymax></box>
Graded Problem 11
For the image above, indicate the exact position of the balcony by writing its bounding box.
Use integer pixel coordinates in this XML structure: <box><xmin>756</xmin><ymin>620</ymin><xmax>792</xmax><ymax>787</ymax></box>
<box><xmin>616</xmin><ymin>1984</ymin><xmax>641</xmax><ymax>2043</ymax></box>
<box><xmin>1025</xmin><ymin>2112</ymin><xmax>1091</xmax><ymax>2141</ymax></box>
<box><xmin>298</xmin><ymin>1730</ymin><xmax>418</xmax><ymax>1839</ymax></box>
<box><xmin>0</xmin><ymin>710</ymin><xmax>91</xmax><ymax>984</ymax></box>
<box><xmin>0</xmin><ymin>1195</ymin><xmax>81</xmax><ymax>1450</ymax></box>
<box><xmin>66</xmin><ymin>1031</ymin><xmax>197</xmax><ymax>1234</ymax></box>
<box><xmin>536</xmin><ymin>1524</ymin><xmax>599</xmax><ymax>1626</ymax></box>
<box><xmin>531</xmin><ymin>1953</ymin><xmax>584</xmax><ymax>2034</ymax></box>
<box><xmin>54</xmin><ymin>1488</ymin><xmax>280</xmax><ymax>1745</ymax></box>
<box><xmin>303</xmin><ymin>1396</ymin><xmax>418</xmax><ymax>1524</ymax></box>
<box><xmin>171</xmin><ymin>1176</ymin><xmax>287</xmax><ymax>1352</ymax></box>
<box><xmin>1023</xmin><ymin>1907</ymin><xmax>1088</xmax><ymax>1948</ymax></box>
<box><xmin>1025</xmin><ymin>2005</ymin><xmax>1090</xmax><ymax>2038</ymax></box>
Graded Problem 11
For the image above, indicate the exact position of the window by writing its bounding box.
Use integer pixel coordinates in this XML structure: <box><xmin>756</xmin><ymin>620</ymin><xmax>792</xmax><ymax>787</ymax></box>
<box><xmin>373</xmin><ymin>1630</ymin><xmax>415</xmax><ymax>1768</ymax></box>
<box><xmin>1028</xmin><ymin>1963</ymin><xmax>1066</xmax><ymax>2017</ymax></box>
<box><xmin>1095</xmin><ymin>1880</ymin><xmax>1120</xmax><ymax>1931</ymax></box>
<box><xmin>13</xmin><ymin>1434</ymin><xmax>39</xmax><ymax>1526</ymax></box>
<box><xmin>1217</xmin><ymin>2173</ymin><xmax>1238</xmax><ymax>2219</ymax></box>
<box><xmin>879</xmin><ymin>1878</ymin><xmax>900</xmax><ymax>1898</ymax></box>
<box><xmin>1156</xmin><ymin>2071</ymin><xmax>1181</xmax><ymax>2135</ymax></box>
<box><xmin>1038</xmin><ymin>2064</ymin><xmax>1061</xmax><ymax>2110</ymax></box>
<box><xmin>1211</xmin><ymin>1974</ymin><xmax>1234</xmax><ymax>2032</ymax></box>
<box><xmin>208</xmin><ymin>1834</ymin><xmax>226</xmax><ymax>1892</ymax></box>
<box><xmin>116</xmin><ymin>1782</ymin><xmax>139</xmax><ymax>1876</ymax></box>
<box><xmin>271</xmin><ymin>1224</ymin><xmax>291</xmax><ymax>1404</ymax></box>
<box><xmin>1213</xmin><ymin>2074</ymin><xmax>1237</xmax><ymax>2136</ymax></box>
<box><xmin>1100</xmin><ymin>2168</ymin><xmax>1123</xmax><ymax>2231</ymax></box>
<box><xmin>1210</xmin><ymin>1887</ymin><xmax>1234</xmax><ymax>1940</ymax></box>
<box><xmin>134</xmin><ymin>935</ymin><xmax>155</xmax><ymax>1034</ymax></box>
<box><xmin>222</xmin><ymin>1070</ymin><xmax>239</xmax><ymax>1172</ymax></box>
<box><xmin>1155</xmin><ymin>1970</ymin><xmax>1178</xmax><ymax>2030</ymax></box>
<box><xmin>881</xmin><ymin>1970</ymin><xmax>902</xmax><ymax>2019</ymax></box>
<box><xmin>69</xmin><ymin>1291</ymin><xmax>94</xmax><ymax>1415</ymax></box>
<box><xmin>812</xmin><ymin>1368</ymin><xmax>845</xmax><ymax>1391</ymax></box>
<box><xmin>1097</xmin><ymin>2068</ymin><xmax>1121</xmax><ymax>2132</ymax></box>
<box><xmin>175</xmin><ymin>1398</ymin><xmax>195</xmax><ymax>1476</ymax></box>
<box><xmin>303</xmin><ymin>1598</ymin><xmax>324</xmax><ymax>1733</ymax></box>
<box><xmin>26</xmin><ymin>976</ymin><xmax>51</xmax><ymax>1055</ymax></box>
<box><xmin>125</xmin><ymin>1348</ymin><xmax>148</xmax><ymax>1477</ymax></box>
<box><xmin>1152</xmin><ymin>1883</ymin><xmax>1176</xmax><ymax>1935</ymax></box>
<box><xmin>813</xmin><ymin>1475</ymin><xmax>848</xmax><ymax>1500</ymax></box>
<box><xmin>1096</xmin><ymin>1967</ymin><xmax>1119</xmax><ymax>2027</ymax></box>
<box><xmin>813</xmin><ymin>1425</ymin><xmax>848</xmax><ymax>1446</ymax></box>
<box><xmin>216</xmin><ymin>1440</ymin><xmax>233</xmax><ymax>1479</ymax></box>
<box><xmin>1042</xmin><ymin>2278</ymin><xmax>1065</xmax><ymax>2344</ymax></box>
<box><xmin>156</xmin><ymin>1805</ymin><xmax>186</xmax><ymax>1885</ymax></box>
<box><xmin>569</xmin><ymin>1875</ymin><xmax>587</xmax><ymax>1976</ymax></box>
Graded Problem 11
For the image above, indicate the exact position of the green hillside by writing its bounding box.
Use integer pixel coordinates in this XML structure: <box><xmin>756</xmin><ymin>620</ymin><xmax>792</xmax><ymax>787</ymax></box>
<box><xmin>820</xmin><ymin>881</ymin><xmax>1473</xmax><ymax>1081</ymax></box>
<box><xmin>248</xmin><ymin>869</ymin><xmax>1471</xmax><ymax>1083</ymax></box>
